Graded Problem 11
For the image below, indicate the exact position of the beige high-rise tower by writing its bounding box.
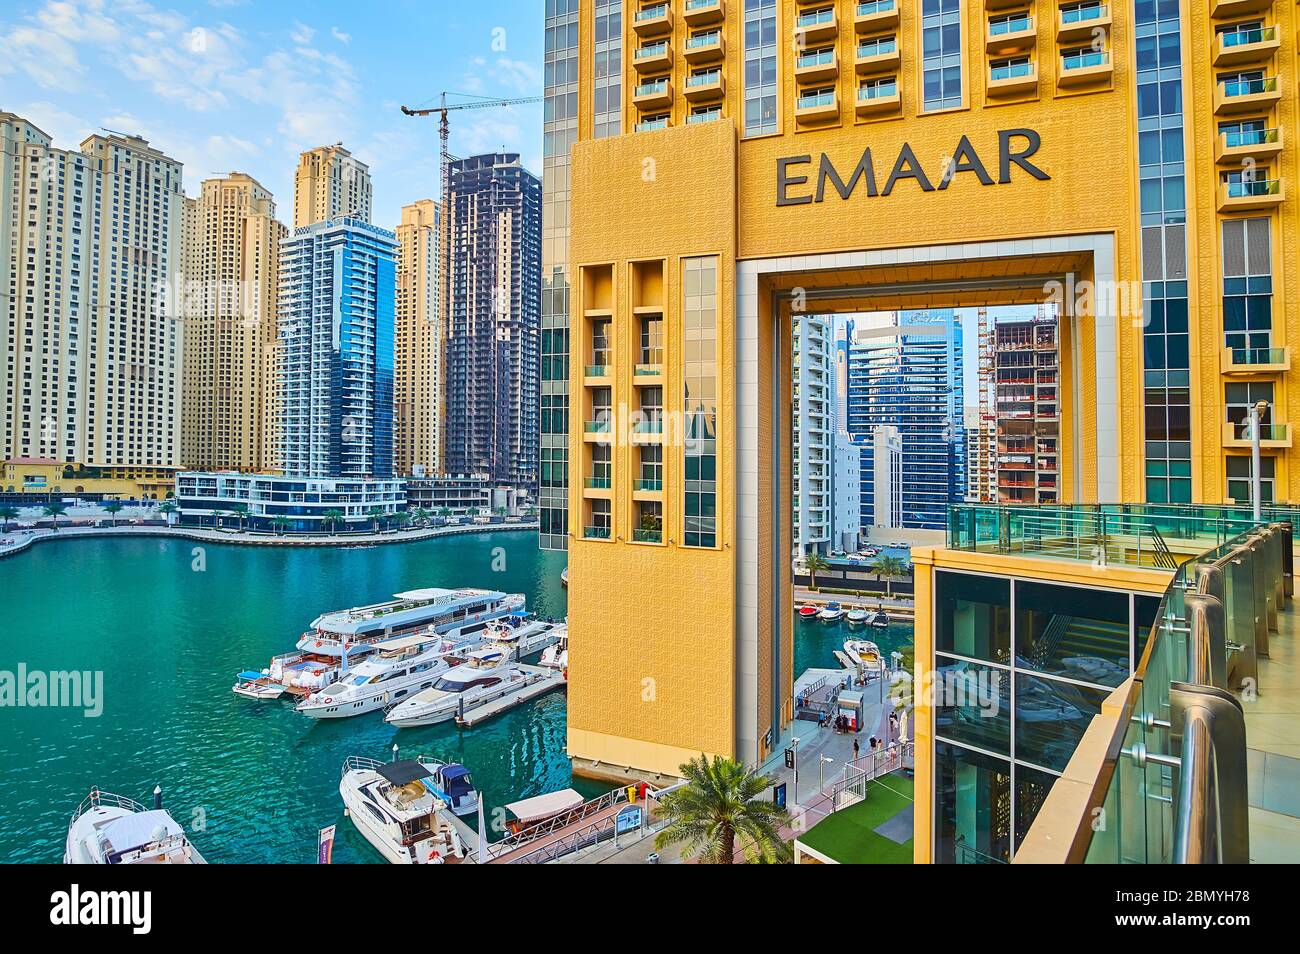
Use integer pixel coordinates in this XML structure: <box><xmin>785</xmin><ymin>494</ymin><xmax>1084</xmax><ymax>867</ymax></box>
<box><xmin>293</xmin><ymin>144</ymin><xmax>372</xmax><ymax>227</ymax></box>
<box><xmin>1</xmin><ymin>114</ymin><xmax>184</xmax><ymax>486</ymax></box>
<box><xmin>179</xmin><ymin>173</ymin><xmax>286</xmax><ymax>472</ymax></box>
<box><xmin>394</xmin><ymin>199</ymin><xmax>443</xmax><ymax>476</ymax></box>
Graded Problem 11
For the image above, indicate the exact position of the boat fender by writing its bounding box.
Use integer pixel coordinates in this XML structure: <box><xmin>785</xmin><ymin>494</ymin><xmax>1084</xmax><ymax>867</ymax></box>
<box><xmin>428</xmin><ymin>848</ymin><xmax>442</xmax><ymax>863</ymax></box>
<box><xmin>316</xmin><ymin>640</ymin><xmax>323</xmax><ymax>648</ymax></box>
<box><xmin>322</xmin><ymin>696</ymin><xmax>333</xmax><ymax>704</ymax></box>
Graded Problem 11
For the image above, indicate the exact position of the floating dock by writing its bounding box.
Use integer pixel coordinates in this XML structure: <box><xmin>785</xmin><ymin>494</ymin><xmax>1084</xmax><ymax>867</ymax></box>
<box><xmin>454</xmin><ymin>665</ymin><xmax>566</xmax><ymax>727</ymax></box>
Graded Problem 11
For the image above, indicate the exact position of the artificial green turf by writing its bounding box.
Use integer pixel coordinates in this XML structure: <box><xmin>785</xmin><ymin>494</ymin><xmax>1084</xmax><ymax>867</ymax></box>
<box><xmin>799</xmin><ymin>774</ymin><xmax>915</xmax><ymax>864</ymax></box>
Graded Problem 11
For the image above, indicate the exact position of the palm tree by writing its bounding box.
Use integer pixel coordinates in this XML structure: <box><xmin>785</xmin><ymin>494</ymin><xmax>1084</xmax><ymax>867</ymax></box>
<box><xmin>102</xmin><ymin>500</ymin><xmax>125</xmax><ymax>526</ymax></box>
<box><xmin>0</xmin><ymin>505</ymin><xmax>18</xmax><ymax>532</ymax></box>
<box><xmin>42</xmin><ymin>501</ymin><xmax>67</xmax><ymax>531</ymax></box>
<box><xmin>271</xmin><ymin>515</ymin><xmax>291</xmax><ymax>537</ymax></box>
<box><xmin>654</xmin><ymin>755</ymin><xmax>793</xmax><ymax>864</ymax></box>
<box><xmin>365</xmin><ymin>506</ymin><xmax>386</xmax><ymax>533</ymax></box>
<box><xmin>412</xmin><ymin>507</ymin><xmax>430</xmax><ymax>528</ymax></box>
<box><xmin>229</xmin><ymin>503</ymin><xmax>250</xmax><ymax>533</ymax></box>
<box><xmin>805</xmin><ymin>551</ymin><xmax>830</xmax><ymax>591</ymax></box>
<box><xmin>393</xmin><ymin>510</ymin><xmax>413</xmax><ymax>532</ymax></box>
<box><xmin>872</xmin><ymin>553</ymin><xmax>907</xmax><ymax>598</ymax></box>
<box><xmin>157</xmin><ymin>500</ymin><xmax>178</xmax><ymax>526</ymax></box>
<box><xmin>321</xmin><ymin>509</ymin><xmax>344</xmax><ymax>535</ymax></box>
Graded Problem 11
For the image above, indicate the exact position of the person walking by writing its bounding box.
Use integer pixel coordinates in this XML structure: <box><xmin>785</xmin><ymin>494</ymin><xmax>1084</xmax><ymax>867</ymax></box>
<box><xmin>853</xmin><ymin>738</ymin><xmax>860</xmax><ymax>762</ymax></box>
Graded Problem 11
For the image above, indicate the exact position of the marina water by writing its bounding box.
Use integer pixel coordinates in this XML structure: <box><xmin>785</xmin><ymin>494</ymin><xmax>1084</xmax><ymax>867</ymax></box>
<box><xmin>0</xmin><ymin>532</ymin><xmax>911</xmax><ymax>863</ymax></box>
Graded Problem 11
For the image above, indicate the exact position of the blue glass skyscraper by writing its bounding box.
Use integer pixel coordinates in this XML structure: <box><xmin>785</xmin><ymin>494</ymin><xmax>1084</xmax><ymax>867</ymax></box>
<box><xmin>847</xmin><ymin>310</ymin><xmax>965</xmax><ymax>532</ymax></box>
<box><xmin>278</xmin><ymin>217</ymin><xmax>397</xmax><ymax>479</ymax></box>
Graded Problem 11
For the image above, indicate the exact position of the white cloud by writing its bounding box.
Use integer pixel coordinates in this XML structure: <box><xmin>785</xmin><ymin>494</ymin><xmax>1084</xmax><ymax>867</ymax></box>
<box><xmin>330</xmin><ymin>26</ymin><xmax>350</xmax><ymax>44</ymax></box>
<box><xmin>289</xmin><ymin>21</ymin><xmax>314</xmax><ymax>45</ymax></box>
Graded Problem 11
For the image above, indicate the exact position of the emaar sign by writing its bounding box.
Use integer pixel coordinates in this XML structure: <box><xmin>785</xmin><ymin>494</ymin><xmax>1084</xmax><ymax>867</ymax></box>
<box><xmin>776</xmin><ymin>128</ymin><xmax>1049</xmax><ymax>206</ymax></box>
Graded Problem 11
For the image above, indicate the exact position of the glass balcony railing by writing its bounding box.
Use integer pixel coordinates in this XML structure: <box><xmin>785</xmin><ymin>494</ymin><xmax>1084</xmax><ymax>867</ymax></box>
<box><xmin>635</xmin><ymin>42</ymin><xmax>668</xmax><ymax>60</ymax></box>
<box><xmin>857</xmin><ymin>38</ymin><xmax>897</xmax><ymax>57</ymax></box>
<box><xmin>633</xmin><ymin>528</ymin><xmax>663</xmax><ymax>543</ymax></box>
<box><xmin>1060</xmin><ymin>3</ymin><xmax>1106</xmax><ymax>24</ymax></box>
<box><xmin>636</xmin><ymin>117</ymin><xmax>669</xmax><ymax>131</ymax></box>
<box><xmin>1062</xmin><ymin>50</ymin><xmax>1108</xmax><ymax>70</ymax></box>
<box><xmin>635</xmin><ymin>79</ymin><xmax>669</xmax><ymax>97</ymax></box>
<box><xmin>858</xmin><ymin>81</ymin><xmax>897</xmax><ymax>100</ymax></box>
<box><xmin>990</xmin><ymin>15</ymin><xmax>1032</xmax><ymax>35</ymax></box>
<box><xmin>856</xmin><ymin>0</ymin><xmax>895</xmax><ymax>15</ymax></box>
<box><xmin>584</xmin><ymin>476</ymin><xmax>611</xmax><ymax>489</ymax></box>
<box><xmin>584</xmin><ymin>419</ymin><xmax>611</xmax><ymax>433</ymax></box>
<box><xmin>991</xmin><ymin>61</ymin><xmax>1033</xmax><ymax>81</ymax></box>
<box><xmin>1225</xmin><ymin>178</ymin><xmax>1280</xmax><ymax>198</ymax></box>
<box><xmin>687</xmin><ymin>110</ymin><xmax>722</xmax><ymax>124</ymax></box>
<box><xmin>583</xmin><ymin>525</ymin><xmax>611</xmax><ymax>540</ymax></box>
<box><xmin>685</xmin><ymin>0</ymin><xmax>719</xmax><ymax>10</ymax></box>
<box><xmin>1227</xmin><ymin>421</ymin><xmax>1287</xmax><ymax>441</ymax></box>
<box><xmin>797</xmin><ymin>48</ymin><xmax>836</xmax><ymax>69</ymax></box>
<box><xmin>686</xmin><ymin>31</ymin><xmax>721</xmax><ymax>49</ymax></box>
<box><xmin>1221</xmin><ymin>26</ymin><xmax>1275</xmax><ymax>48</ymax></box>
<box><xmin>635</xmin><ymin>4</ymin><xmax>668</xmax><ymax>22</ymax></box>
<box><xmin>797</xmin><ymin>8</ymin><xmax>835</xmax><ymax>27</ymax></box>
<box><xmin>686</xmin><ymin>70</ymin><xmax>722</xmax><ymax>87</ymax></box>
<box><xmin>634</xmin><ymin>478</ymin><xmax>663</xmax><ymax>492</ymax></box>
<box><xmin>1222</xmin><ymin>76</ymin><xmax>1277</xmax><ymax>97</ymax></box>
<box><xmin>1223</xmin><ymin>126</ymin><xmax>1278</xmax><ymax>148</ymax></box>
<box><xmin>633</xmin><ymin>419</ymin><xmax>664</xmax><ymax>433</ymax></box>
<box><xmin>798</xmin><ymin>90</ymin><xmax>836</xmax><ymax>109</ymax></box>
<box><xmin>1228</xmin><ymin>346</ymin><xmax>1286</xmax><ymax>365</ymax></box>
<box><xmin>584</xmin><ymin>364</ymin><xmax>608</xmax><ymax>377</ymax></box>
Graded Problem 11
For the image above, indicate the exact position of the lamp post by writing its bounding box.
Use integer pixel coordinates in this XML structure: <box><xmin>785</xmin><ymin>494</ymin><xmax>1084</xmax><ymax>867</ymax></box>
<box><xmin>1250</xmin><ymin>399</ymin><xmax>1269</xmax><ymax>522</ymax></box>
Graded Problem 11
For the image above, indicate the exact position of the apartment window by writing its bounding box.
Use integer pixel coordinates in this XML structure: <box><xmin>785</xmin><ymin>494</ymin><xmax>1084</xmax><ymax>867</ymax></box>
<box><xmin>1225</xmin><ymin>381</ymin><xmax>1273</xmax><ymax>438</ymax></box>
<box><xmin>590</xmin><ymin>317</ymin><xmax>611</xmax><ymax>370</ymax></box>
<box><xmin>683</xmin><ymin>256</ymin><xmax>718</xmax><ymax>548</ymax></box>
<box><xmin>1219</xmin><ymin>117</ymin><xmax>1271</xmax><ymax>149</ymax></box>
<box><xmin>859</xmin><ymin>76</ymin><xmax>898</xmax><ymax>99</ymax></box>
<box><xmin>636</xmin><ymin>113</ymin><xmax>670</xmax><ymax>132</ymax></box>
<box><xmin>639</xmin><ymin>444</ymin><xmax>663</xmax><ymax>489</ymax></box>
<box><xmin>1222</xmin><ymin>217</ymin><xmax>1273</xmax><ymax>354</ymax></box>
<box><xmin>797</xmin><ymin>86</ymin><xmax>835</xmax><ymax>109</ymax></box>
<box><xmin>990</xmin><ymin>56</ymin><xmax>1032</xmax><ymax>81</ymax></box>
<box><xmin>586</xmin><ymin>498</ymin><xmax>612</xmax><ymax>538</ymax></box>
<box><xmin>921</xmin><ymin>0</ymin><xmax>962</xmax><ymax>111</ymax></box>
<box><xmin>593</xmin><ymin>0</ymin><xmax>623</xmax><ymax>138</ymax></box>
<box><xmin>1216</xmin><ymin>20</ymin><xmax>1268</xmax><ymax>47</ymax></box>
<box><xmin>635</xmin><ymin>499</ymin><xmax>663</xmax><ymax>542</ymax></box>
<box><xmin>640</xmin><ymin>315</ymin><xmax>664</xmax><ymax>364</ymax></box>
<box><xmin>1227</xmin><ymin>455</ymin><xmax>1275</xmax><ymax>505</ymax></box>
<box><xmin>688</xmin><ymin>105</ymin><xmax>723</xmax><ymax>124</ymax></box>
<box><xmin>989</xmin><ymin>11</ymin><xmax>1032</xmax><ymax>35</ymax></box>
<box><xmin>858</xmin><ymin>35</ymin><xmax>897</xmax><ymax>58</ymax></box>
<box><xmin>743</xmin><ymin>0</ymin><xmax>778</xmax><ymax>135</ymax></box>
<box><xmin>1061</xmin><ymin>45</ymin><xmax>1108</xmax><ymax>70</ymax></box>
<box><xmin>590</xmin><ymin>443</ymin><xmax>612</xmax><ymax>487</ymax></box>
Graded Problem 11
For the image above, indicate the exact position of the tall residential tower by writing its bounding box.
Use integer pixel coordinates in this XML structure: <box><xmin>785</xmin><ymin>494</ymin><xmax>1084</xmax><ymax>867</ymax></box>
<box><xmin>179</xmin><ymin>173</ymin><xmax>286</xmax><ymax>473</ymax></box>
<box><xmin>293</xmin><ymin>144</ymin><xmax>372</xmax><ymax>228</ymax></box>
<box><xmin>444</xmin><ymin>153</ymin><xmax>542</xmax><ymax>489</ymax></box>
<box><xmin>394</xmin><ymin>199</ymin><xmax>444</xmax><ymax>477</ymax></box>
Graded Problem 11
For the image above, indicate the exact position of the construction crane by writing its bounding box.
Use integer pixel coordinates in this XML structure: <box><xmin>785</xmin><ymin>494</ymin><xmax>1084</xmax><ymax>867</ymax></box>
<box><xmin>400</xmin><ymin>93</ymin><xmax>542</xmax><ymax>336</ymax></box>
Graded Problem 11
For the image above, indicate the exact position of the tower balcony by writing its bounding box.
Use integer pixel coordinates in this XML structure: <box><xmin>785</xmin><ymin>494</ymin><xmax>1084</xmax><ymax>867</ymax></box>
<box><xmin>683</xmin><ymin>30</ymin><xmax>725</xmax><ymax>64</ymax></box>
<box><xmin>684</xmin><ymin>70</ymin><xmax>725</xmax><ymax>101</ymax></box>
<box><xmin>1216</xmin><ymin>126</ymin><xmax>1283</xmax><ymax>165</ymax></box>
<box><xmin>1214</xmin><ymin>76</ymin><xmax>1280</xmax><ymax>114</ymax></box>
<box><xmin>795</xmin><ymin>6</ymin><xmax>839</xmax><ymax>45</ymax></box>
<box><xmin>633</xmin><ymin>41</ymin><xmax>672</xmax><ymax>73</ymax></box>
<box><xmin>796</xmin><ymin>87</ymin><xmax>840</xmax><ymax>124</ymax></box>
<box><xmin>795</xmin><ymin>46</ymin><xmax>839</xmax><ymax>83</ymax></box>
<box><xmin>854</xmin><ymin>0</ymin><xmax>899</xmax><ymax>32</ymax></box>
<box><xmin>1221</xmin><ymin>346</ymin><xmax>1290</xmax><ymax>375</ymax></box>
<box><xmin>1218</xmin><ymin>177</ymin><xmax>1284</xmax><ymax>212</ymax></box>
<box><xmin>855</xmin><ymin>37</ymin><xmax>900</xmax><ymax>74</ymax></box>
<box><xmin>1057</xmin><ymin>4</ymin><xmax>1111</xmax><ymax>43</ymax></box>
<box><xmin>1213</xmin><ymin>26</ymin><xmax>1280</xmax><ymax>68</ymax></box>
<box><xmin>632</xmin><ymin>3</ymin><xmax>673</xmax><ymax>37</ymax></box>
<box><xmin>1209</xmin><ymin>0</ymin><xmax>1274</xmax><ymax>18</ymax></box>
<box><xmin>682</xmin><ymin>0</ymin><xmax>725</xmax><ymax>27</ymax></box>
<box><xmin>1222</xmin><ymin>420</ymin><xmax>1291</xmax><ymax>448</ymax></box>
<box><xmin>632</xmin><ymin>78</ymin><xmax>673</xmax><ymax>111</ymax></box>
<box><xmin>987</xmin><ymin>60</ymin><xmax>1038</xmax><ymax>97</ymax></box>
<box><xmin>986</xmin><ymin>15</ymin><xmax>1036</xmax><ymax>54</ymax></box>
<box><xmin>855</xmin><ymin>81</ymin><xmax>900</xmax><ymax>115</ymax></box>
<box><xmin>1058</xmin><ymin>49</ymin><xmax>1112</xmax><ymax>86</ymax></box>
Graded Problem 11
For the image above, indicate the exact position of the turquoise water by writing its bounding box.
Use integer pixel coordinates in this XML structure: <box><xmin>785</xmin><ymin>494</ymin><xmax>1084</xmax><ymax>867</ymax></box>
<box><xmin>0</xmin><ymin>534</ymin><xmax>913</xmax><ymax>863</ymax></box>
<box><xmin>0</xmin><ymin>532</ymin><xmax>597</xmax><ymax>864</ymax></box>
<box><xmin>794</xmin><ymin>615</ymin><xmax>914</xmax><ymax>677</ymax></box>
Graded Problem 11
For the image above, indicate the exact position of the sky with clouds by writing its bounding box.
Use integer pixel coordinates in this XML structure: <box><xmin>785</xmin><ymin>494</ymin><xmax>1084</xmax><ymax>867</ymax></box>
<box><xmin>0</xmin><ymin>0</ymin><xmax>544</xmax><ymax>227</ymax></box>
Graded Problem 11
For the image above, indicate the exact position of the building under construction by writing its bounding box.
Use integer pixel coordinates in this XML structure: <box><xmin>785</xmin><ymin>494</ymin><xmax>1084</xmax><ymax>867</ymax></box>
<box><xmin>994</xmin><ymin>311</ymin><xmax>1060</xmax><ymax>504</ymax></box>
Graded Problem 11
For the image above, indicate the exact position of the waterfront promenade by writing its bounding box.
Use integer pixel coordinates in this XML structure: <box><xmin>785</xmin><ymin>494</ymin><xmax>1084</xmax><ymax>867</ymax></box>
<box><xmin>0</xmin><ymin>520</ymin><xmax>540</xmax><ymax>559</ymax></box>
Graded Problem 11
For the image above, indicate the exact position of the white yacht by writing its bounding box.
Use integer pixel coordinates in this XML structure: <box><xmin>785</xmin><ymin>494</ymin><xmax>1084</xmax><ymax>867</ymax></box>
<box><xmin>339</xmin><ymin>757</ymin><xmax>470</xmax><ymax>865</ymax></box>
<box><xmin>481</xmin><ymin>615</ymin><xmax>567</xmax><ymax>658</ymax></box>
<box><xmin>539</xmin><ymin>629</ymin><xmax>568</xmax><ymax>672</ymax></box>
<box><xmin>844</xmin><ymin>639</ymin><xmax>884</xmax><ymax>673</ymax></box>
<box><xmin>295</xmin><ymin>634</ymin><xmax>460</xmax><ymax>719</ymax></box>
<box><xmin>233</xmin><ymin>588</ymin><xmax>524</xmax><ymax>700</ymax></box>
<box><xmin>385</xmin><ymin>645</ymin><xmax>539</xmax><ymax>728</ymax></box>
<box><xmin>64</xmin><ymin>788</ymin><xmax>205</xmax><ymax>864</ymax></box>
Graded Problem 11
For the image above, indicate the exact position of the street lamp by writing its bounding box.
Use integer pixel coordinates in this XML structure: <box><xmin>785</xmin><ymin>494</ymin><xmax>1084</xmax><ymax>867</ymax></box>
<box><xmin>1249</xmin><ymin>399</ymin><xmax>1270</xmax><ymax>521</ymax></box>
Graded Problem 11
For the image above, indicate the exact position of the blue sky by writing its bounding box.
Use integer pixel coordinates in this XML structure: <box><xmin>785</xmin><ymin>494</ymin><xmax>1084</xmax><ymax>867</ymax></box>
<box><xmin>0</xmin><ymin>0</ymin><xmax>544</xmax><ymax>227</ymax></box>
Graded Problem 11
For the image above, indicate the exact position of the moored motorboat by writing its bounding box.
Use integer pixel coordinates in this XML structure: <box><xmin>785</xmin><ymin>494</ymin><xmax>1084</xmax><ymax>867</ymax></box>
<box><xmin>844</xmin><ymin>638</ymin><xmax>883</xmax><ymax>672</ymax></box>
<box><xmin>539</xmin><ymin>629</ymin><xmax>569</xmax><ymax>672</ymax></box>
<box><xmin>818</xmin><ymin>601</ymin><xmax>845</xmax><ymax>622</ymax></box>
<box><xmin>232</xmin><ymin>670</ymin><xmax>286</xmax><ymax>700</ymax></box>
<box><xmin>64</xmin><ymin>787</ymin><xmax>205</xmax><ymax>864</ymax></box>
<box><xmin>339</xmin><ymin>756</ymin><xmax>470</xmax><ymax>864</ymax></box>
<box><xmin>871</xmin><ymin>611</ymin><xmax>891</xmax><ymax>628</ymax></box>
<box><xmin>385</xmin><ymin>645</ymin><xmax>535</xmax><ymax>729</ymax></box>
<box><xmin>845</xmin><ymin>609</ymin><xmax>869</xmax><ymax>626</ymax></box>
<box><xmin>296</xmin><ymin>633</ymin><xmax>462</xmax><ymax>720</ymax></box>
<box><xmin>798</xmin><ymin>604</ymin><xmax>819</xmax><ymax>618</ymax></box>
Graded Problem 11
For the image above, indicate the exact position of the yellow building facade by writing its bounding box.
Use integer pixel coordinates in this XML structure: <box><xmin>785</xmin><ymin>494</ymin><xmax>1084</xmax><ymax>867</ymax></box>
<box><xmin>394</xmin><ymin>199</ymin><xmax>445</xmax><ymax>477</ymax></box>
<box><xmin>179</xmin><ymin>174</ymin><xmax>286</xmax><ymax>474</ymax></box>
<box><xmin>564</xmin><ymin>0</ymin><xmax>1299</xmax><ymax>786</ymax></box>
